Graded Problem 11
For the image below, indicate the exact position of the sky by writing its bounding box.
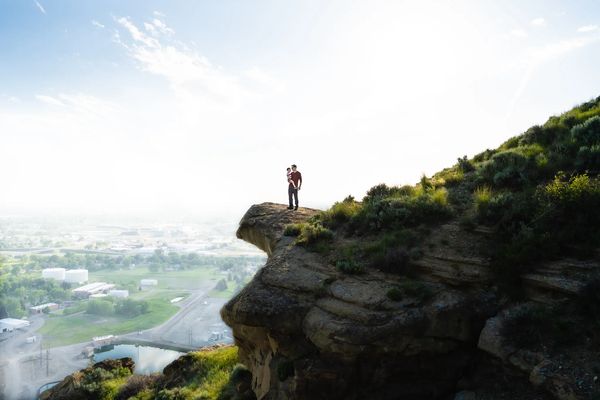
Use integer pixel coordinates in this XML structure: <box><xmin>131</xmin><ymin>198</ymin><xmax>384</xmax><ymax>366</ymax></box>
<box><xmin>1</xmin><ymin>0</ymin><xmax>600</xmax><ymax>219</ymax></box>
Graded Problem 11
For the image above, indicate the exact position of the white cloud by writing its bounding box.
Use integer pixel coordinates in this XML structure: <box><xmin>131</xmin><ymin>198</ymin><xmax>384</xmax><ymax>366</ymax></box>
<box><xmin>116</xmin><ymin>16</ymin><xmax>159</xmax><ymax>48</ymax></box>
<box><xmin>34</xmin><ymin>0</ymin><xmax>46</xmax><ymax>14</ymax></box>
<box><xmin>152</xmin><ymin>19</ymin><xmax>174</xmax><ymax>35</ymax></box>
<box><xmin>35</xmin><ymin>94</ymin><xmax>65</xmax><ymax>106</ymax></box>
<box><xmin>35</xmin><ymin>93</ymin><xmax>117</xmax><ymax>116</ymax></box>
<box><xmin>510</xmin><ymin>28</ymin><xmax>528</xmax><ymax>38</ymax></box>
<box><xmin>91</xmin><ymin>20</ymin><xmax>105</xmax><ymax>29</ymax></box>
<box><xmin>531</xmin><ymin>17</ymin><xmax>546</xmax><ymax>27</ymax></box>
<box><xmin>153</xmin><ymin>11</ymin><xmax>166</xmax><ymax>17</ymax></box>
<box><xmin>115</xmin><ymin>16</ymin><xmax>253</xmax><ymax>107</ymax></box>
<box><xmin>577</xmin><ymin>24</ymin><xmax>599</xmax><ymax>33</ymax></box>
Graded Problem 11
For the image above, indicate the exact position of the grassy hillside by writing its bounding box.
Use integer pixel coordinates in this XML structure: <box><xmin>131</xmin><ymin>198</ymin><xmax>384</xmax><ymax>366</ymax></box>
<box><xmin>42</xmin><ymin>346</ymin><xmax>255</xmax><ymax>400</ymax></box>
<box><xmin>287</xmin><ymin>95</ymin><xmax>600</xmax><ymax>294</ymax></box>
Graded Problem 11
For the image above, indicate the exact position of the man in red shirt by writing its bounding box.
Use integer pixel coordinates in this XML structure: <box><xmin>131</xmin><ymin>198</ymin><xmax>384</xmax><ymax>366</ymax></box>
<box><xmin>288</xmin><ymin>164</ymin><xmax>302</xmax><ymax>210</ymax></box>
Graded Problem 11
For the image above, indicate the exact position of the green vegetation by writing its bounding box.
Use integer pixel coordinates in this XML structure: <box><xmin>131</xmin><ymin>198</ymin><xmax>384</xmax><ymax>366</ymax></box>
<box><xmin>308</xmin><ymin>95</ymin><xmax>600</xmax><ymax>296</ymax></box>
<box><xmin>0</xmin><ymin>252</ymin><xmax>263</xmax><ymax>319</ymax></box>
<box><xmin>295</xmin><ymin>223</ymin><xmax>333</xmax><ymax>246</ymax></box>
<box><xmin>386</xmin><ymin>280</ymin><xmax>433</xmax><ymax>302</ymax></box>
<box><xmin>86</xmin><ymin>298</ymin><xmax>150</xmax><ymax>317</ymax></box>
<box><xmin>335</xmin><ymin>259</ymin><xmax>363</xmax><ymax>274</ymax></box>
<box><xmin>39</xmin><ymin>292</ymin><xmax>178</xmax><ymax>348</ymax></box>
<box><xmin>132</xmin><ymin>347</ymin><xmax>254</xmax><ymax>400</ymax></box>
<box><xmin>78</xmin><ymin>363</ymin><xmax>133</xmax><ymax>400</ymax></box>
<box><xmin>284</xmin><ymin>221</ymin><xmax>333</xmax><ymax>249</ymax></box>
<box><xmin>43</xmin><ymin>346</ymin><xmax>255</xmax><ymax>400</ymax></box>
<box><xmin>0</xmin><ymin>276</ymin><xmax>71</xmax><ymax>318</ymax></box>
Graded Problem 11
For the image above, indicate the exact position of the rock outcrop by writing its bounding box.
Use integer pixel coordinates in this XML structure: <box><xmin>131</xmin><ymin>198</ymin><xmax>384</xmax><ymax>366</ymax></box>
<box><xmin>222</xmin><ymin>203</ymin><xmax>490</xmax><ymax>399</ymax></box>
<box><xmin>222</xmin><ymin>203</ymin><xmax>599</xmax><ymax>400</ymax></box>
<box><xmin>39</xmin><ymin>358</ymin><xmax>135</xmax><ymax>400</ymax></box>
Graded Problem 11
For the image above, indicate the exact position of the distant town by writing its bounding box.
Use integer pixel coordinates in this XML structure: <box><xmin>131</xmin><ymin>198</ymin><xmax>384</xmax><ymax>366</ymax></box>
<box><xmin>0</xmin><ymin>215</ymin><xmax>265</xmax><ymax>399</ymax></box>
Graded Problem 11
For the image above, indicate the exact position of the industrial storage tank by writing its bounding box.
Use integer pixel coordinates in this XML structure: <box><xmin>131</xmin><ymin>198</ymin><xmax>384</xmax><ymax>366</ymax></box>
<box><xmin>65</xmin><ymin>269</ymin><xmax>89</xmax><ymax>284</ymax></box>
<box><xmin>42</xmin><ymin>268</ymin><xmax>66</xmax><ymax>281</ymax></box>
<box><xmin>108</xmin><ymin>290</ymin><xmax>129</xmax><ymax>298</ymax></box>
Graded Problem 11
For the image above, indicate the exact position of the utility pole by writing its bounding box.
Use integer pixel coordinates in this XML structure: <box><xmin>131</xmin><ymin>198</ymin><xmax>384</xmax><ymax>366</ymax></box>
<box><xmin>46</xmin><ymin>350</ymin><xmax>50</xmax><ymax>377</ymax></box>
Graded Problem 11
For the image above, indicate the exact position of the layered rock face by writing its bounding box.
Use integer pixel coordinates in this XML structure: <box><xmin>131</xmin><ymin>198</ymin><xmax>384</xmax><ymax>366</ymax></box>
<box><xmin>222</xmin><ymin>204</ymin><xmax>489</xmax><ymax>400</ymax></box>
<box><xmin>222</xmin><ymin>203</ymin><xmax>599</xmax><ymax>400</ymax></box>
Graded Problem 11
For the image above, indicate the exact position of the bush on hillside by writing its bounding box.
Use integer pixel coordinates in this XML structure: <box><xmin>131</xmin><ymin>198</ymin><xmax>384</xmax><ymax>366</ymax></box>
<box><xmin>571</xmin><ymin>115</ymin><xmax>600</xmax><ymax>146</ymax></box>
<box><xmin>457</xmin><ymin>155</ymin><xmax>475</xmax><ymax>173</ymax></box>
<box><xmin>352</xmin><ymin>186</ymin><xmax>452</xmax><ymax>233</ymax></box>
<box><xmin>283</xmin><ymin>223</ymin><xmax>303</xmax><ymax>237</ymax></box>
<box><xmin>386</xmin><ymin>280</ymin><xmax>432</xmax><ymax>302</ymax></box>
<box><xmin>478</xmin><ymin>150</ymin><xmax>535</xmax><ymax>188</ymax></box>
<box><xmin>295</xmin><ymin>223</ymin><xmax>333</xmax><ymax>247</ymax></box>
<box><xmin>319</xmin><ymin>197</ymin><xmax>362</xmax><ymax>229</ymax></box>
<box><xmin>335</xmin><ymin>258</ymin><xmax>363</xmax><ymax>274</ymax></box>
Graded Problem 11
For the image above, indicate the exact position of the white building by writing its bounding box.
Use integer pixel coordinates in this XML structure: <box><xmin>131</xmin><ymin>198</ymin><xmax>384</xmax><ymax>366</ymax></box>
<box><xmin>0</xmin><ymin>318</ymin><xmax>30</xmax><ymax>333</ymax></box>
<box><xmin>65</xmin><ymin>269</ymin><xmax>89</xmax><ymax>284</ymax></box>
<box><xmin>29</xmin><ymin>303</ymin><xmax>59</xmax><ymax>314</ymax></box>
<box><xmin>73</xmin><ymin>282</ymin><xmax>115</xmax><ymax>298</ymax></box>
<box><xmin>42</xmin><ymin>268</ymin><xmax>66</xmax><ymax>281</ymax></box>
<box><xmin>140</xmin><ymin>279</ymin><xmax>158</xmax><ymax>289</ymax></box>
<box><xmin>108</xmin><ymin>289</ymin><xmax>129</xmax><ymax>298</ymax></box>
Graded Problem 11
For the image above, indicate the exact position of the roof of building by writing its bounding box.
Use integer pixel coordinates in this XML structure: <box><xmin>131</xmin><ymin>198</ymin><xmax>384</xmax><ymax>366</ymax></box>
<box><xmin>73</xmin><ymin>282</ymin><xmax>116</xmax><ymax>293</ymax></box>
<box><xmin>0</xmin><ymin>318</ymin><xmax>30</xmax><ymax>328</ymax></box>
<box><xmin>29</xmin><ymin>303</ymin><xmax>58</xmax><ymax>310</ymax></box>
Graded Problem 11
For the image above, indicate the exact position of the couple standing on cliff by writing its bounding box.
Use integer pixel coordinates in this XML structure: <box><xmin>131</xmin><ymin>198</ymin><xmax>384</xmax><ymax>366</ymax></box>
<box><xmin>286</xmin><ymin>164</ymin><xmax>302</xmax><ymax>210</ymax></box>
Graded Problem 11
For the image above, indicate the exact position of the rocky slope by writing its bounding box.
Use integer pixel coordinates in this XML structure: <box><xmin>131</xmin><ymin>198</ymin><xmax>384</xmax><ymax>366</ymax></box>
<box><xmin>221</xmin><ymin>202</ymin><xmax>599</xmax><ymax>400</ymax></box>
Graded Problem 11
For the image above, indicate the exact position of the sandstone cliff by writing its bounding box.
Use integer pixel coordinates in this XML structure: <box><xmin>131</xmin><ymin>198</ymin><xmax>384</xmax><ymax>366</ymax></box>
<box><xmin>221</xmin><ymin>202</ymin><xmax>599</xmax><ymax>400</ymax></box>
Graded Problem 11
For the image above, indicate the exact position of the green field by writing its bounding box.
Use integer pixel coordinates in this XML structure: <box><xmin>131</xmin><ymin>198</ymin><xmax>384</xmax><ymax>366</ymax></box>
<box><xmin>36</xmin><ymin>266</ymin><xmax>240</xmax><ymax>348</ymax></box>
<box><xmin>89</xmin><ymin>266</ymin><xmax>224</xmax><ymax>291</ymax></box>
<box><xmin>39</xmin><ymin>292</ymin><xmax>179</xmax><ymax>348</ymax></box>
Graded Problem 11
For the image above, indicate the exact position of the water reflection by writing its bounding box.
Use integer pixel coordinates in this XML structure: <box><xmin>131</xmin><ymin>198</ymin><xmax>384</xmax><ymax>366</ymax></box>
<box><xmin>93</xmin><ymin>344</ymin><xmax>184</xmax><ymax>374</ymax></box>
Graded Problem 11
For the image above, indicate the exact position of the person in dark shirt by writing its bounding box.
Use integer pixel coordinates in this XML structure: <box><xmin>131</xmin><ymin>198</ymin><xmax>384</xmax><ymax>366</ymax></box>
<box><xmin>288</xmin><ymin>164</ymin><xmax>302</xmax><ymax>210</ymax></box>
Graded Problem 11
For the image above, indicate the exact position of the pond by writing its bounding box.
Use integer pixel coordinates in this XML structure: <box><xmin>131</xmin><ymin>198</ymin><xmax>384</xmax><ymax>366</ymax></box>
<box><xmin>93</xmin><ymin>344</ymin><xmax>185</xmax><ymax>374</ymax></box>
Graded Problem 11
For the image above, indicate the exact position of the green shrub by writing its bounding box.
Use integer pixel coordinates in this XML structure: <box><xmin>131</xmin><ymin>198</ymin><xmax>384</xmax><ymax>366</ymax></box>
<box><xmin>386</xmin><ymin>280</ymin><xmax>432</xmax><ymax>302</ymax></box>
<box><xmin>115</xmin><ymin>375</ymin><xmax>160</xmax><ymax>400</ymax></box>
<box><xmin>319</xmin><ymin>199</ymin><xmax>362</xmax><ymax>229</ymax></box>
<box><xmin>478</xmin><ymin>150</ymin><xmax>534</xmax><ymax>188</ymax></box>
<box><xmin>473</xmin><ymin>148</ymin><xmax>497</xmax><ymax>163</ymax></box>
<box><xmin>571</xmin><ymin>115</ymin><xmax>600</xmax><ymax>146</ymax></box>
<box><xmin>435</xmin><ymin>167</ymin><xmax>464</xmax><ymax>186</ymax></box>
<box><xmin>155</xmin><ymin>387</ymin><xmax>193</xmax><ymax>400</ymax></box>
<box><xmin>575</xmin><ymin>144</ymin><xmax>600</xmax><ymax>172</ymax></box>
<box><xmin>335</xmin><ymin>259</ymin><xmax>363</xmax><ymax>274</ymax></box>
<box><xmin>386</xmin><ymin>287</ymin><xmax>402</xmax><ymax>301</ymax></box>
<box><xmin>363</xmin><ymin>183</ymin><xmax>413</xmax><ymax>203</ymax></box>
<box><xmin>457</xmin><ymin>155</ymin><xmax>475</xmax><ymax>172</ymax></box>
<box><xmin>296</xmin><ymin>223</ymin><xmax>333</xmax><ymax>247</ymax></box>
<box><xmin>283</xmin><ymin>224</ymin><xmax>303</xmax><ymax>237</ymax></box>
<box><xmin>354</xmin><ymin>190</ymin><xmax>452</xmax><ymax>233</ymax></box>
<box><xmin>473</xmin><ymin>186</ymin><xmax>492</xmax><ymax>216</ymax></box>
<box><xmin>87</xmin><ymin>299</ymin><xmax>115</xmax><ymax>316</ymax></box>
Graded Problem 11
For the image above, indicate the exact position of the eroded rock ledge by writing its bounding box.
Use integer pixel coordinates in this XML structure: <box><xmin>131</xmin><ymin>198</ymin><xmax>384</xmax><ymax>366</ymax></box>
<box><xmin>221</xmin><ymin>203</ymin><xmax>598</xmax><ymax>400</ymax></box>
<box><xmin>222</xmin><ymin>203</ymin><xmax>494</xmax><ymax>400</ymax></box>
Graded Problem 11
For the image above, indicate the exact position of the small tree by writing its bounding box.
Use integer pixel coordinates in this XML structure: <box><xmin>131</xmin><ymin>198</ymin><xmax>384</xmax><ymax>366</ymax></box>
<box><xmin>215</xmin><ymin>279</ymin><xmax>227</xmax><ymax>291</ymax></box>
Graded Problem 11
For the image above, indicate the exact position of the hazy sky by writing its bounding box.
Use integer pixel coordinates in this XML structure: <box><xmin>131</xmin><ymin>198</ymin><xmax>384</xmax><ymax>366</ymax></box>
<box><xmin>2</xmin><ymin>0</ymin><xmax>600</xmax><ymax>219</ymax></box>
